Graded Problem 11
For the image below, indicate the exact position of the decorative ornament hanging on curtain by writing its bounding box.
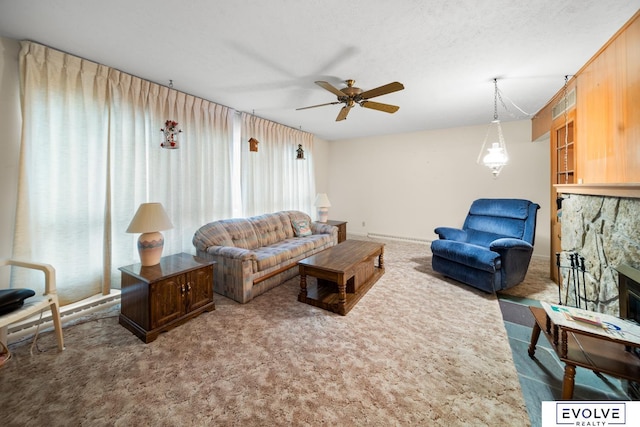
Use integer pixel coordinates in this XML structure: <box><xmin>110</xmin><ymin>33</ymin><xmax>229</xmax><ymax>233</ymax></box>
<box><xmin>249</xmin><ymin>137</ymin><xmax>259</xmax><ymax>152</ymax></box>
<box><xmin>161</xmin><ymin>120</ymin><xmax>182</xmax><ymax>149</ymax></box>
<box><xmin>296</xmin><ymin>144</ymin><xmax>305</xmax><ymax>160</ymax></box>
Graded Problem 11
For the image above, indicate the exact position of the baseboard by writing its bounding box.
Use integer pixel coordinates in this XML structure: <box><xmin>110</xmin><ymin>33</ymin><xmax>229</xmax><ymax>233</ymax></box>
<box><xmin>7</xmin><ymin>290</ymin><xmax>121</xmax><ymax>344</ymax></box>
<box><xmin>355</xmin><ymin>231</ymin><xmax>431</xmax><ymax>245</ymax></box>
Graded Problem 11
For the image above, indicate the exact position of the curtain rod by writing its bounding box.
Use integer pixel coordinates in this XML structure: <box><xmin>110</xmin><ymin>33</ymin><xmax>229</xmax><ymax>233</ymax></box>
<box><xmin>234</xmin><ymin>110</ymin><xmax>312</xmax><ymax>136</ymax></box>
<box><xmin>21</xmin><ymin>39</ymin><xmax>313</xmax><ymax>137</ymax></box>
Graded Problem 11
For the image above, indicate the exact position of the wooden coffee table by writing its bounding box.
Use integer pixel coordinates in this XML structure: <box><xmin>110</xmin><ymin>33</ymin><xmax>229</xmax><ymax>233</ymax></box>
<box><xmin>297</xmin><ymin>240</ymin><xmax>384</xmax><ymax>315</ymax></box>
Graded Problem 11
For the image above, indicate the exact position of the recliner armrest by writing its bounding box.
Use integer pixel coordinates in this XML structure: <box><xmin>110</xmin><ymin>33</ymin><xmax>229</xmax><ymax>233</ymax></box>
<box><xmin>434</xmin><ymin>227</ymin><xmax>467</xmax><ymax>242</ymax></box>
<box><xmin>489</xmin><ymin>238</ymin><xmax>533</xmax><ymax>252</ymax></box>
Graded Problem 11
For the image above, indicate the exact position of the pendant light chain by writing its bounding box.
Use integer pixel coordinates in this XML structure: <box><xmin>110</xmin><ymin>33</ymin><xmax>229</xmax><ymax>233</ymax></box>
<box><xmin>493</xmin><ymin>79</ymin><xmax>499</xmax><ymax>120</ymax></box>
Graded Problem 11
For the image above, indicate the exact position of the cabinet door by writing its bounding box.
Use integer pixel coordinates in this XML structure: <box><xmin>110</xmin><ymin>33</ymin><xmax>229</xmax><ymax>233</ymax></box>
<box><xmin>150</xmin><ymin>275</ymin><xmax>185</xmax><ymax>329</ymax></box>
<box><xmin>187</xmin><ymin>265</ymin><xmax>214</xmax><ymax>312</ymax></box>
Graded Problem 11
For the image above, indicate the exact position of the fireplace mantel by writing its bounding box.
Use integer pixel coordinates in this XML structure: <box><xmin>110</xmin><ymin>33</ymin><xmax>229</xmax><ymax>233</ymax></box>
<box><xmin>554</xmin><ymin>183</ymin><xmax>640</xmax><ymax>199</ymax></box>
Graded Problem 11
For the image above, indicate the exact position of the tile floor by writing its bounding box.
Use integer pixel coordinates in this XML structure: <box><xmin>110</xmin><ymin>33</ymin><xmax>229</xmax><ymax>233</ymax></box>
<box><xmin>498</xmin><ymin>295</ymin><xmax>632</xmax><ymax>427</ymax></box>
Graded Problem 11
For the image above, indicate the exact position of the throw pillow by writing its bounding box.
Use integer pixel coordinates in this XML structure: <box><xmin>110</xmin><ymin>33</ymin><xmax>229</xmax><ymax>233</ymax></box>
<box><xmin>292</xmin><ymin>219</ymin><xmax>312</xmax><ymax>237</ymax></box>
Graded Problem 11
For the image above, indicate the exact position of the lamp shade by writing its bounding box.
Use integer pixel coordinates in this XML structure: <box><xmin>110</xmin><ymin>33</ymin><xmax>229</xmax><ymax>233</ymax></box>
<box><xmin>126</xmin><ymin>203</ymin><xmax>173</xmax><ymax>233</ymax></box>
<box><xmin>314</xmin><ymin>193</ymin><xmax>331</xmax><ymax>208</ymax></box>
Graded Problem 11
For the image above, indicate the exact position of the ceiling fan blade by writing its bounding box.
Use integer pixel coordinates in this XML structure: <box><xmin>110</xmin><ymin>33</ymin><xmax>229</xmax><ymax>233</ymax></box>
<box><xmin>296</xmin><ymin>101</ymin><xmax>341</xmax><ymax>111</ymax></box>
<box><xmin>336</xmin><ymin>106</ymin><xmax>351</xmax><ymax>121</ymax></box>
<box><xmin>360</xmin><ymin>101</ymin><xmax>400</xmax><ymax>114</ymax></box>
<box><xmin>315</xmin><ymin>81</ymin><xmax>346</xmax><ymax>97</ymax></box>
<box><xmin>360</xmin><ymin>82</ymin><xmax>404</xmax><ymax>100</ymax></box>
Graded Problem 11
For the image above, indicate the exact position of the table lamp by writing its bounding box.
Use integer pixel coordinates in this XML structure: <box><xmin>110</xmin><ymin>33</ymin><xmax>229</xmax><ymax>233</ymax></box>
<box><xmin>126</xmin><ymin>202</ymin><xmax>174</xmax><ymax>266</ymax></box>
<box><xmin>314</xmin><ymin>193</ymin><xmax>331</xmax><ymax>223</ymax></box>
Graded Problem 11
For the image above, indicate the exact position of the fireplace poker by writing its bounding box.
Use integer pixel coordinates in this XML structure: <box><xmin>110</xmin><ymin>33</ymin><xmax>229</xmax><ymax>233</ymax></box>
<box><xmin>570</xmin><ymin>253</ymin><xmax>578</xmax><ymax>307</ymax></box>
<box><xmin>580</xmin><ymin>255</ymin><xmax>587</xmax><ymax>310</ymax></box>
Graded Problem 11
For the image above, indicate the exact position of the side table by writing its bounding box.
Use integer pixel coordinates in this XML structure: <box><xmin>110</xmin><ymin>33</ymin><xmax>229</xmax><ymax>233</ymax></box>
<box><xmin>119</xmin><ymin>253</ymin><xmax>215</xmax><ymax>343</ymax></box>
<box><xmin>321</xmin><ymin>220</ymin><xmax>347</xmax><ymax>243</ymax></box>
<box><xmin>528</xmin><ymin>303</ymin><xmax>640</xmax><ymax>399</ymax></box>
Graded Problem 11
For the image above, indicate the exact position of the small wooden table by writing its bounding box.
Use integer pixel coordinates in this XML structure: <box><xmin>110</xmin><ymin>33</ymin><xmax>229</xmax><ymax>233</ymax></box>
<box><xmin>321</xmin><ymin>220</ymin><xmax>347</xmax><ymax>243</ymax></box>
<box><xmin>528</xmin><ymin>304</ymin><xmax>640</xmax><ymax>399</ymax></box>
<box><xmin>298</xmin><ymin>240</ymin><xmax>384</xmax><ymax>315</ymax></box>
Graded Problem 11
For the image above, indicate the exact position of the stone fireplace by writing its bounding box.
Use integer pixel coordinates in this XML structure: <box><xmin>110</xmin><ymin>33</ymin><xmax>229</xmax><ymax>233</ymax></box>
<box><xmin>559</xmin><ymin>193</ymin><xmax>640</xmax><ymax>316</ymax></box>
<box><xmin>560</xmin><ymin>193</ymin><xmax>640</xmax><ymax>399</ymax></box>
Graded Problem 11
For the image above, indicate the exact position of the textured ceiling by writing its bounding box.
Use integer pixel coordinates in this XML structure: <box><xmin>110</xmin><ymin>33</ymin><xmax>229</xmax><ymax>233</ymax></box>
<box><xmin>0</xmin><ymin>1</ymin><xmax>638</xmax><ymax>141</ymax></box>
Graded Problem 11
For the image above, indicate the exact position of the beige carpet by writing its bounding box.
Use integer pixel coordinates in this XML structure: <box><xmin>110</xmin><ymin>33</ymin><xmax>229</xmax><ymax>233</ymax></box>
<box><xmin>0</xmin><ymin>238</ymin><xmax>556</xmax><ymax>426</ymax></box>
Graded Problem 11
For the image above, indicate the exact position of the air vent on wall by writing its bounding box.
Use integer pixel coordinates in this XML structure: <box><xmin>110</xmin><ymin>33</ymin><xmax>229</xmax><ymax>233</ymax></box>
<box><xmin>551</xmin><ymin>88</ymin><xmax>576</xmax><ymax>120</ymax></box>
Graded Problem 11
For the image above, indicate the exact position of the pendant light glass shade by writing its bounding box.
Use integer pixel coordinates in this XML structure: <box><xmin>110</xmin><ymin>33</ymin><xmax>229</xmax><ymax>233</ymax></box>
<box><xmin>478</xmin><ymin>119</ymin><xmax>509</xmax><ymax>178</ymax></box>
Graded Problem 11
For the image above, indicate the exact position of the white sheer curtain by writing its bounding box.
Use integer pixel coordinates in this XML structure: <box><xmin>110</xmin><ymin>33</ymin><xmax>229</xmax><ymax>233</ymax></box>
<box><xmin>240</xmin><ymin>113</ymin><xmax>315</xmax><ymax>217</ymax></box>
<box><xmin>15</xmin><ymin>43</ymin><xmax>110</xmax><ymax>304</ymax></box>
<box><xmin>15</xmin><ymin>42</ymin><xmax>233</xmax><ymax>305</ymax></box>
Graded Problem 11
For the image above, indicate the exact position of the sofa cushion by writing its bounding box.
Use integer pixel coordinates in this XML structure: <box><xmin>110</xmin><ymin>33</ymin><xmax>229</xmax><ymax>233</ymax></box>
<box><xmin>430</xmin><ymin>240</ymin><xmax>501</xmax><ymax>273</ymax></box>
<box><xmin>249</xmin><ymin>212</ymin><xmax>293</xmax><ymax>247</ymax></box>
<box><xmin>304</xmin><ymin>233</ymin><xmax>334</xmax><ymax>249</ymax></box>
<box><xmin>192</xmin><ymin>220</ymin><xmax>232</xmax><ymax>251</ymax></box>
<box><xmin>253</xmin><ymin>239</ymin><xmax>315</xmax><ymax>271</ymax></box>
<box><xmin>220</xmin><ymin>218</ymin><xmax>261</xmax><ymax>250</ymax></box>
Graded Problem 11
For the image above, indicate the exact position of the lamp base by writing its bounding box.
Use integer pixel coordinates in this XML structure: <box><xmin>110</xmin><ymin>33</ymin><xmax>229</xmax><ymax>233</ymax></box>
<box><xmin>317</xmin><ymin>208</ymin><xmax>329</xmax><ymax>223</ymax></box>
<box><xmin>137</xmin><ymin>231</ymin><xmax>165</xmax><ymax>266</ymax></box>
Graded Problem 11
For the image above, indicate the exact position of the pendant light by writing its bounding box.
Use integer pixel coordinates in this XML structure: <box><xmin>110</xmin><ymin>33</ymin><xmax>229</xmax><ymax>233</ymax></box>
<box><xmin>477</xmin><ymin>78</ymin><xmax>508</xmax><ymax>178</ymax></box>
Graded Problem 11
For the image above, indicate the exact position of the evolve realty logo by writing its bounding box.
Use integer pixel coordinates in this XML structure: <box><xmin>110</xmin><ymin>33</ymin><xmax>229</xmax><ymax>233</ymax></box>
<box><xmin>542</xmin><ymin>402</ymin><xmax>627</xmax><ymax>426</ymax></box>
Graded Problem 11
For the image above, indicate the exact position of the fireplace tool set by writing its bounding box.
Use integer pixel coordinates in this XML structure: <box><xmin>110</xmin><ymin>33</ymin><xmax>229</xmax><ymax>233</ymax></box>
<box><xmin>556</xmin><ymin>252</ymin><xmax>588</xmax><ymax>308</ymax></box>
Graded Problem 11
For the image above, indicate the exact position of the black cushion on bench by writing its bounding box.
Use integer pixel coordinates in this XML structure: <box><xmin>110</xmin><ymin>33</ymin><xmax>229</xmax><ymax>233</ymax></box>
<box><xmin>0</xmin><ymin>289</ymin><xmax>36</xmax><ymax>315</ymax></box>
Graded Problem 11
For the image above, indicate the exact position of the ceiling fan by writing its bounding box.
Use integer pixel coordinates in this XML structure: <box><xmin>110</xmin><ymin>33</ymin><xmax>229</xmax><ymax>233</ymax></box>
<box><xmin>296</xmin><ymin>79</ymin><xmax>404</xmax><ymax>121</ymax></box>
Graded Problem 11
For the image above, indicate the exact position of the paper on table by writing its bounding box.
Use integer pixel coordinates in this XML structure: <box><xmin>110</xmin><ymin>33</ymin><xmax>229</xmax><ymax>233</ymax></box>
<box><xmin>540</xmin><ymin>301</ymin><xmax>640</xmax><ymax>346</ymax></box>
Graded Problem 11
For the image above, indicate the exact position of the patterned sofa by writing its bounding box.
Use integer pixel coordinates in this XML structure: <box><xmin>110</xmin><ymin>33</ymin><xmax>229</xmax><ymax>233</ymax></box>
<box><xmin>193</xmin><ymin>210</ymin><xmax>338</xmax><ymax>303</ymax></box>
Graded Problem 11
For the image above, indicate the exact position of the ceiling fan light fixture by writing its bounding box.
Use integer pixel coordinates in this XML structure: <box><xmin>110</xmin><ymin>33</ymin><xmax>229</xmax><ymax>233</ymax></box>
<box><xmin>296</xmin><ymin>79</ymin><xmax>404</xmax><ymax>122</ymax></box>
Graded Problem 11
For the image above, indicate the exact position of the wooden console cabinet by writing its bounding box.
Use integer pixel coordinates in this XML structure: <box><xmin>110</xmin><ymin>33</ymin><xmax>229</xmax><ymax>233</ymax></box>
<box><xmin>119</xmin><ymin>253</ymin><xmax>215</xmax><ymax>343</ymax></box>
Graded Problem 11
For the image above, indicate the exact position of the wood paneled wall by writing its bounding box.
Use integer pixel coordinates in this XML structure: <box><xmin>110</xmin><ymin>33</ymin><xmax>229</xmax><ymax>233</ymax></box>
<box><xmin>577</xmin><ymin>12</ymin><xmax>640</xmax><ymax>183</ymax></box>
<box><xmin>534</xmin><ymin>9</ymin><xmax>640</xmax><ymax>184</ymax></box>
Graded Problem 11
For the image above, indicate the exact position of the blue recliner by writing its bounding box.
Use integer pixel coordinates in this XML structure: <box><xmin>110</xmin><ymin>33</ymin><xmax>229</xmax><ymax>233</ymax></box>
<box><xmin>430</xmin><ymin>198</ymin><xmax>540</xmax><ymax>293</ymax></box>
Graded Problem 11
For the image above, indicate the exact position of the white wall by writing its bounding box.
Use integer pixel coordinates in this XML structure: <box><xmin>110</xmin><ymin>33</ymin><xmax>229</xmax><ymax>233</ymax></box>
<box><xmin>0</xmin><ymin>37</ymin><xmax>21</xmax><ymax>287</ymax></box>
<box><xmin>312</xmin><ymin>135</ymin><xmax>330</xmax><ymax>194</ymax></box>
<box><xmin>326</xmin><ymin>120</ymin><xmax>551</xmax><ymax>257</ymax></box>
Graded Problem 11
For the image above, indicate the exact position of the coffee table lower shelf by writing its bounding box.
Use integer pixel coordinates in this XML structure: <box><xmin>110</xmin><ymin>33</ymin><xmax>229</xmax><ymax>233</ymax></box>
<box><xmin>299</xmin><ymin>268</ymin><xmax>384</xmax><ymax>315</ymax></box>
